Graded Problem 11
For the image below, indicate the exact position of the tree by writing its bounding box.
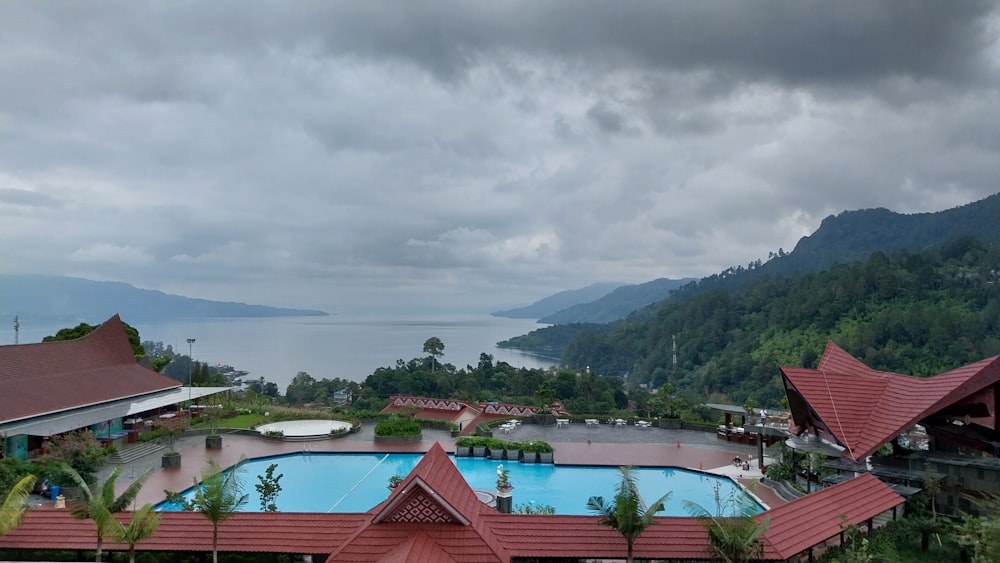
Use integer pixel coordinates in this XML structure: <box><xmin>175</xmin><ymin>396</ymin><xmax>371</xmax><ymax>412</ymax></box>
<box><xmin>684</xmin><ymin>482</ymin><xmax>770</xmax><ymax>563</ymax></box>
<box><xmin>0</xmin><ymin>474</ymin><xmax>35</xmax><ymax>535</ymax></box>
<box><xmin>65</xmin><ymin>465</ymin><xmax>154</xmax><ymax>563</ymax></box>
<box><xmin>44</xmin><ymin>320</ymin><xmax>145</xmax><ymax>358</ymax></box>
<box><xmin>586</xmin><ymin>466</ymin><xmax>670</xmax><ymax>563</ymax></box>
<box><xmin>255</xmin><ymin>463</ymin><xmax>283</xmax><ymax>512</ymax></box>
<box><xmin>188</xmin><ymin>458</ymin><xmax>249</xmax><ymax>563</ymax></box>
<box><xmin>39</xmin><ymin>430</ymin><xmax>109</xmax><ymax>486</ymax></box>
<box><xmin>108</xmin><ymin>503</ymin><xmax>160</xmax><ymax>563</ymax></box>
<box><xmin>423</xmin><ymin>337</ymin><xmax>444</xmax><ymax>371</ymax></box>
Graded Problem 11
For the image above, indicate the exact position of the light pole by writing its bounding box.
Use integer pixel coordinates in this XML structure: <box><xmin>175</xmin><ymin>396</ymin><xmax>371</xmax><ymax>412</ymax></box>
<box><xmin>186</xmin><ymin>338</ymin><xmax>196</xmax><ymax>421</ymax></box>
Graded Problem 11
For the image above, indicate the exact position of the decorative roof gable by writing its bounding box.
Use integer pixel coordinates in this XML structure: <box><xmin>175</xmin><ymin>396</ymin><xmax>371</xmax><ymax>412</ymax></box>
<box><xmin>373</xmin><ymin>477</ymin><xmax>469</xmax><ymax>526</ymax></box>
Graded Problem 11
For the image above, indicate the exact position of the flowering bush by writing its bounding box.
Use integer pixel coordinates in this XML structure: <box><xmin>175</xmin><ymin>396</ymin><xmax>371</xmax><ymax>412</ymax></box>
<box><xmin>39</xmin><ymin>430</ymin><xmax>108</xmax><ymax>484</ymax></box>
<box><xmin>496</xmin><ymin>465</ymin><xmax>513</xmax><ymax>492</ymax></box>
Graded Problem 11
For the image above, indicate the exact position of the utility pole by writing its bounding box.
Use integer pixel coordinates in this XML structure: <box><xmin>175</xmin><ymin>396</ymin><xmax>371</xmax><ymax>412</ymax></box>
<box><xmin>186</xmin><ymin>338</ymin><xmax>196</xmax><ymax>421</ymax></box>
<box><xmin>13</xmin><ymin>315</ymin><xmax>19</xmax><ymax>345</ymax></box>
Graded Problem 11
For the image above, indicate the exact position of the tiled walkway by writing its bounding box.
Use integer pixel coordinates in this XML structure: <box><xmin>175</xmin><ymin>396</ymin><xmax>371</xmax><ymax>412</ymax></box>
<box><xmin>85</xmin><ymin>421</ymin><xmax>784</xmax><ymax>509</ymax></box>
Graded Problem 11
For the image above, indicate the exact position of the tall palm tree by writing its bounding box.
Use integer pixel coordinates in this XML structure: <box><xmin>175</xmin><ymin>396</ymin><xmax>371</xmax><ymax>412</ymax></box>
<box><xmin>108</xmin><ymin>503</ymin><xmax>160</xmax><ymax>563</ymax></box>
<box><xmin>189</xmin><ymin>458</ymin><xmax>248</xmax><ymax>563</ymax></box>
<box><xmin>586</xmin><ymin>466</ymin><xmax>670</xmax><ymax>563</ymax></box>
<box><xmin>684</xmin><ymin>484</ymin><xmax>770</xmax><ymax>563</ymax></box>
<box><xmin>0</xmin><ymin>474</ymin><xmax>36</xmax><ymax>535</ymax></box>
<box><xmin>65</xmin><ymin>464</ymin><xmax>153</xmax><ymax>562</ymax></box>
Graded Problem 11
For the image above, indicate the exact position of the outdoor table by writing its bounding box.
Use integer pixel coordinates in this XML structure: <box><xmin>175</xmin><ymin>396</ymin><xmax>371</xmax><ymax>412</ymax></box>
<box><xmin>585</xmin><ymin>418</ymin><xmax>600</xmax><ymax>427</ymax></box>
<box><xmin>615</xmin><ymin>418</ymin><xmax>626</xmax><ymax>427</ymax></box>
<box><xmin>556</xmin><ymin>418</ymin><xmax>570</xmax><ymax>428</ymax></box>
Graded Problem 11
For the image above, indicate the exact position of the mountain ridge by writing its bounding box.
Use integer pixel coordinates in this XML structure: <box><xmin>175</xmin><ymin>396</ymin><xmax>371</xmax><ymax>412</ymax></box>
<box><xmin>0</xmin><ymin>274</ymin><xmax>329</xmax><ymax>323</ymax></box>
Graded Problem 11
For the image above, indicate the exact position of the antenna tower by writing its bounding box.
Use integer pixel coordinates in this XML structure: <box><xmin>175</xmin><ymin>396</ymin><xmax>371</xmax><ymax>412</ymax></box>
<box><xmin>13</xmin><ymin>315</ymin><xmax>19</xmax><ymax>345</ymax></box>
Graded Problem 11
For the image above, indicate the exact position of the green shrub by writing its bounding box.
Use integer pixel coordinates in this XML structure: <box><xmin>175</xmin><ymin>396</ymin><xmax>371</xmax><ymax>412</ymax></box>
<box><xmin>522</xmin><ymin>441</ymin><xmax>553</xmax><ymax>453</ymax></box>
<box><xmin>374</xmin><ymin>416</ymin><xmax>422</xmax><ymax>437</ymax></box>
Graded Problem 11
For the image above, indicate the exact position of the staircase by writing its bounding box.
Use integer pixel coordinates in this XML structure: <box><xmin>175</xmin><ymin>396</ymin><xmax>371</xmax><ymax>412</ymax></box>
<box><xmin>107</xmin><ymin>441</ymin><xmax>165</xmax><ymax>464</ymax></box>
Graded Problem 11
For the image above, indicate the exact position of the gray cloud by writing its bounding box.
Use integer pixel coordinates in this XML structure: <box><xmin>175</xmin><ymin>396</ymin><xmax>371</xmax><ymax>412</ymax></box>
<box><xmin>1</xmin><ymin>2</ymin><xmax>999</xmax><ymax>313</ymax></box>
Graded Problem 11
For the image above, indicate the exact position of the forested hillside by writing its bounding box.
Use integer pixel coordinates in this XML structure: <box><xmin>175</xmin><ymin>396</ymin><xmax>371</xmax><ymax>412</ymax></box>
<box><xmin>559</xmin><ymin>237</ymin><xmax>1000</xmax><ymax>406</ymax></box>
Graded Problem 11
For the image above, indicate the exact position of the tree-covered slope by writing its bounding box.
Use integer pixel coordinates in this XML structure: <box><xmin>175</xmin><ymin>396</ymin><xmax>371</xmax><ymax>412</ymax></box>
<box><xmin>560</xmin><ymin>237</ymin><xmax>1000</xmax><ymax>406</ymax></box>
<box><xmin>670</xmin><ymin>192</ymin><xmax>1000</xmax><ymax>303</ymax></box>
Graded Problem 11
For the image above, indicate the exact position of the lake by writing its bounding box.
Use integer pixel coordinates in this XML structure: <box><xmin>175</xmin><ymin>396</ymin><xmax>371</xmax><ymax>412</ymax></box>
<box><xmin>10</xmin><ymin>314</ymin><xmax>556</xmax><ymax>389</ymax></box>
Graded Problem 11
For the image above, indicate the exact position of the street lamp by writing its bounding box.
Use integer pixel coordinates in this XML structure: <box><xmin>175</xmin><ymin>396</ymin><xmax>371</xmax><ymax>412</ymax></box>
<box><xmin>187</xmin><ymin>338</ymin><xmax>196</xmax><ymax>421</ymax></box>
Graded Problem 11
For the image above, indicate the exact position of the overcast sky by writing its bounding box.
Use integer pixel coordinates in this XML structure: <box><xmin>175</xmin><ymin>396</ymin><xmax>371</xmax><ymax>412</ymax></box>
<box><xmin>2</xmin><ymin>2</ymin><xmax>999</xmax><ymax>314</ymax></box>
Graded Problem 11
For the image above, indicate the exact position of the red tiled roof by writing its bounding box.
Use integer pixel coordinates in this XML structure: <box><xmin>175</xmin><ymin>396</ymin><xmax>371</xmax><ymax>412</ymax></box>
<box><xmin>380</xmin><ymin>396</ymin><xmax>478</xmax><ymax>424</ymax></box>
<box><xmin>0</xmin><ymin>459</ymin><xmax>903</xmax><ymax>562</ymax></box>
<box><xmin>781</xmin><ymin>341</ymin><xmax>1000</xmax><ymax>460</ymax></box>
<box><xmin>0</xmin><ymin>315</ymin><xmax>180</xmax><ymax>424</ymax></box>
<box><xmin>759</xmin><ymin>473</ymin><xmax>904</xmax><ymax>560</ymax></box>
<box><xmin>328</xmin><ymin>443</ymin><xmax>510</xmax><ymax>562</ymax></box>
<box><xmin>0</xmin><ymin>510</ymin><xmax>368</xmax><ymax>554</ymax></box>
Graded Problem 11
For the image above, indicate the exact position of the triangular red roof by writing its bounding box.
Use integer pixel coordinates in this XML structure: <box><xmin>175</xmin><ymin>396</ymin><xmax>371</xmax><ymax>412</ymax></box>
<box><xmin>0</xmin><ymin>314</ymin><xmax>181</xmax><ymax>424</ymax></box>
<box><xmin>328</xmin><ymin>444</ymin><xmax>510</xmax><ymax>562</ymax></box>
<box><xmin>782</xmin><ymin>342</ymin><xmax>1000</xmax><ymax>460</ymax></box>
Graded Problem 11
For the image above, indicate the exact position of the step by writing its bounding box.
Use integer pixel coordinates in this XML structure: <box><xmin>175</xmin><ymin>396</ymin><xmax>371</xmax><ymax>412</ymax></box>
<box><xmin>108</xmin><ymin>441</ymin><xmax>165</xmax><ymax>464</ymax></box>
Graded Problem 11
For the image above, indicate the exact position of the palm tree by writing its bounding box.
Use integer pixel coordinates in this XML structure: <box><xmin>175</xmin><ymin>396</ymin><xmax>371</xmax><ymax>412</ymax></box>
<box><xmin>684</xmin><ymin>483</ymin><xmax>770</xmax><ymax>563</ymax></box>
<box><xmin>65</xmin><ymin>465</ymin><xmax>154</xmax><ymax>562</ymax></box>
<box><xmin>0</xmin><ymin>474</ymin><xmax>36</xmax><ymax>535</ymax></box>
<box><xmin>189</xmin><ymin>458</ymin><xmax>249</xmax><ymax>563</ymax></box>
<box><xmin>108</xmin><ymin>503</ymin><xmax>160</xmax><ymax>563</ymax></box>
<box><xmin>586</xmin><ymin>466</ymin><xmax>670</xmax><ymax>563</ymax></box>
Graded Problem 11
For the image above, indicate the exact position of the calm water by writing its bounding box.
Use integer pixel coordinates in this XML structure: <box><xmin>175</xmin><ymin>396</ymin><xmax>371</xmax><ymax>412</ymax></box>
<box><xmin>10</xmin><ymin>314</ymin><xmax>556</xmax><ymax>389</ymax></box>
<box><xmin>158</xmin><ymin>453</ymin><xmax>764</xmax><ymax>516</ymax></box>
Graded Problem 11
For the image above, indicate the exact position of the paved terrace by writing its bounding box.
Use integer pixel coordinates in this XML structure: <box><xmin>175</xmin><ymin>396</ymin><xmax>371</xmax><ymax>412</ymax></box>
<box><xmin>42</xmin><ymin>420</ymin><xmax>783</xmax><ymax>509</ymax></box>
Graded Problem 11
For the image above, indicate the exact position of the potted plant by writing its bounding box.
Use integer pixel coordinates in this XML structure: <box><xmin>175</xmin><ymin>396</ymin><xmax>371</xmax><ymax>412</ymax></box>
<box><xmin>471</xmin><ymin>437</ymin><xmax>488</xmax><ymax>458</ymax></box>
<box><xmin>455</xmin><ymin>437</ymin><xmax>474</xmax><ymax>457</ymax></box>
<box><xmin>487</xmin><ymin>438</ymin><xmax>506</xmax><ymax>460</ymax></box>
<box><xmin>496</xmin><ymin>465</ymin><xmax>513</xmax><ymax>496</ymax></box>
<box><xmin>387</xmin><ymin>475</ymin><xmax>404</xmax><ymax>490</ymax></box>
<box><xmin>533</xmin><ymin>441</ymin><xmax>554</xmax><ymax>464</ymax></box>
<box><xmin>202</xmin><ymin>406</ymin><xmax>223</xmax><ymax>449</ymax></box>
<box><xmin>521</xmin><ymin>442</ymin><xmax>540</xmax><ymax>464</ymax></box>
<box><xmin>504</xmin><ymin>441</ymin><xmax>523</xmax><ymax>462</ymax></box>
<box><xmin>160</xmin><ymin>417</ymin><xmax>189</xmax><ymax>469</ymax></box>
<box><xmin>449</xmin><ymin>423</ymin><xmax>461</xmax><ymax>438</ymax></box>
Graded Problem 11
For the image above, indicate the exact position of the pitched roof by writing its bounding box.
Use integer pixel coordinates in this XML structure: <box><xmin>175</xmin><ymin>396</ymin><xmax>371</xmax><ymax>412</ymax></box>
<box><xmin>781</xmin><ymin>341</ymin><xmax>1000</xmax><ymax>460</ymax></box>
<box><xmin>759</xmin><ymin>473</ymin><xmax>905</xmax><ymax>560</ymax></box>
<box><xmin>0</xmin><ymin>315</ymin><xmax>181</xmax><ymax>424</ymax></box>
<box><xmin>380</xmin><ymin>396</ymin><xmax>478</xmax><ymax>424</ymax></box>
<box><xmin>0</xmin><ymin>461</ymin><xmax>903</xmax><ymax>562</ymax></box>
<box><xmin>328</xmin><ymin>443</ymin><xmax>510</xmax><ymax>562</ymax></box>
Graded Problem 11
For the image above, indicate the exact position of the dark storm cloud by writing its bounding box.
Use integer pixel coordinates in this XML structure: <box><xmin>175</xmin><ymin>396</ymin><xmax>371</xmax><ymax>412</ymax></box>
<box><xmin>1</xmin><ymin>2</ymin><xmax>999</xmax><ymax>312</ymax></box>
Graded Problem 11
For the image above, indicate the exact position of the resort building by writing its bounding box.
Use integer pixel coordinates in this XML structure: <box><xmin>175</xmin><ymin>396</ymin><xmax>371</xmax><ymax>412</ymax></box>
<box><xmin>781</xmin><ymin>341</ymin><xmax>1000</xmax><ymax>516</ymax></box>
<box><xmin>381</xmin><ymin>395</ymin><xmax>553</xmax><ymax>435</ymax></box>
<box><xmin>0</xmin><ymin>314</ymin><xmax>228</xmax><ymax>460</ymax></box>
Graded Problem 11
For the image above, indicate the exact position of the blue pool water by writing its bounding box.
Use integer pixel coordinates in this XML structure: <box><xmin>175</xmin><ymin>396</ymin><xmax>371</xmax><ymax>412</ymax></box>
<box><xmin>158</xmin><ymin>453</ymin><xmax>763</xmax><ymax>516</ymax></box>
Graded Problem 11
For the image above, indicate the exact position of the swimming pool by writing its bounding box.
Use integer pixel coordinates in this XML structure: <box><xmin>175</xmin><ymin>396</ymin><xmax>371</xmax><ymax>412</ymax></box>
<box><xmin>158</xmin><ymin>453</ymin><xmax>764</xmax><ymax>516</ymax></box>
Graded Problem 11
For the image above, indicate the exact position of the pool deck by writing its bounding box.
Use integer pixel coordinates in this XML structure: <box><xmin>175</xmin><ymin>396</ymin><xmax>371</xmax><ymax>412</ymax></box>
<box><xmin>77</xmin><ymin>422</ymin><xmax>784</xmax><ymax>510</ymax></box>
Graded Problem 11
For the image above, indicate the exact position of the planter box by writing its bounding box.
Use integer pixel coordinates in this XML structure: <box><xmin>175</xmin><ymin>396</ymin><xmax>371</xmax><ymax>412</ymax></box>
<box><xmin>521</xmin><ymin>452</ymin><xmax>538</xmax><ymax>464</ymax></box>
<box><xmin>161</xmin><ymin>453</ymin><xmax>182</xmax><ymax>469</ymax></box>
<box><xmin>538</xmin><ymin>452</ymin><xmax>554</xmax><ymax>464</ymax></box>
<box><xmin>455</xmin><ymin>446</ymin><xmax>470</xmax><ymax>457</ymax></box>
<box><xmin>657</xmin><ymin>418</ymin><xmax>682</xmax><ymax>430</ymax></box>
<box><xmin>472</xmin><ymin>446</ymin><xmax>487</xmax><ymax>457</ymax></box>
<box><xmin>205</xmin><ymin>435</ymin><xmax>223</xmax><ymax>449</ymax></box>
<box><xmin>504</xmin><ymin>449</ymin><xmax>522</xmax><ymax>462</ymax></box>
<box><xmin>489</xmin><ymin>449</ymin><xmax>504</xmax><ymax>460</ymax></box>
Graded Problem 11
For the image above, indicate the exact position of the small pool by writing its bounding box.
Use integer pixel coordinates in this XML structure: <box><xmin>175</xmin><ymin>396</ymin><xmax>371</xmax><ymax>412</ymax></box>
<box><xmin>157</xmin><ymin>453</ymin><xmax>764</xmax><ymax>516</ymax></box>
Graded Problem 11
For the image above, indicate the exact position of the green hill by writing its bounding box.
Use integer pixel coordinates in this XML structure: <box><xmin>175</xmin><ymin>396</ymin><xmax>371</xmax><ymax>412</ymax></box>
<box><xmin>538</xmin><ymin>277</ymin><xmax>696</xmax><ymax>324</ymax></box>
<box><xmin>559</xmin><ymin>237</ymin><xmax>1000</xmax><ymax>406</ymax></box>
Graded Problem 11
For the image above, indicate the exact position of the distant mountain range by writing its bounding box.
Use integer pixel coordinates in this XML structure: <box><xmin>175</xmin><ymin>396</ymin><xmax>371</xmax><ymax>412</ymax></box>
<box><xmin>536</xmin><ymin>278</ymin><xmax>696</xmax><ymax>324</ymax></box>
<box><xmin>499</xmin><ymin>191</ymin><xmax>1000</xmax><ymax>362</ymax></box>
<box><xmin>492</xmin><ymin>283</ymin><xmax>622</xmax><ymax>319</ymax></box>
<box><xmin>0</xmin><ymin>274</ymin><xmax>329</xmax><ymax>323</ymax></box>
